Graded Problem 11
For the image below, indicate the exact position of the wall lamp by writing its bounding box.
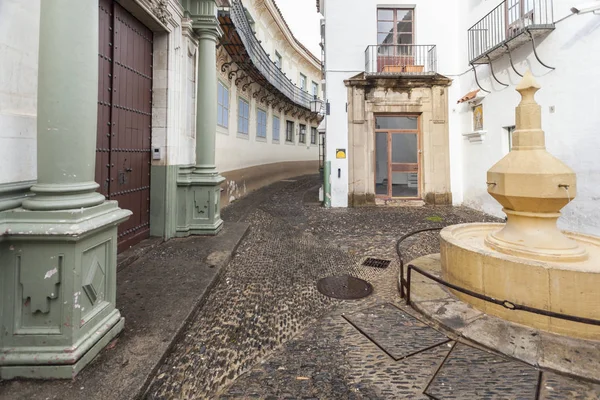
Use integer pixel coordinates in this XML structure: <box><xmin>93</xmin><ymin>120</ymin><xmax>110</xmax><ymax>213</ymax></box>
<box><xmin>570</xmin><ymin>1</ymin><xmax>600</xmax><ymax>14</ymax></box>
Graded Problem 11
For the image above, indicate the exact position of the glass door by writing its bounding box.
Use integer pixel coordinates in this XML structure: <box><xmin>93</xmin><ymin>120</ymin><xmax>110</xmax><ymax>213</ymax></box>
<box><xmin>375</xmin><ymin>116</ymin><xmax>420</xmax><ymax>199</ymax></box>
<box><xmin>391</xmin><ymin>132</ymin><xmax>419</xmax><ymax>197</ymax></box>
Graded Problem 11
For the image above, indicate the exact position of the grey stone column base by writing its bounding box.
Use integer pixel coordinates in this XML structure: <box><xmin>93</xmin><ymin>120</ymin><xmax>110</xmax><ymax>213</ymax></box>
<box><xmin>0</xmin><ymin>314</ymin><xmax>124</xmax><ymax>380</ymax></box>
<box><xmin>0</xmin><ymin>201</ymin><xmax>130</xmax><ymax>379</ymax></box>
<box><xmin>176</xmin><ymin>166</ymin><xmax>225</xmax><ymax>237</ymax></box>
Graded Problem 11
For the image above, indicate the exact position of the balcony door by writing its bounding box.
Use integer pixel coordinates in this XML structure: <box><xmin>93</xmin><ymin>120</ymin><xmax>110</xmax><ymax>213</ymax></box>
<box><xmin>506</xmin><ymin>0</ymin><xmax>535</xmax><ymax>38</ymax></box>
<box><xmin>377</xmin><ymin>8</ymin><xmax>414</xmax><ymax>72</ymax></box>
<box><xmin>375</xmin><ymin>116</ymin><xmax>420</xmax><ymax>199</ymax></box>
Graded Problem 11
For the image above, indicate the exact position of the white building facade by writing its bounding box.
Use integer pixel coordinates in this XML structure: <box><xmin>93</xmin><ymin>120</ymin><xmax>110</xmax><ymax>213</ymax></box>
<box><xmin>216</xmin><ymin>0</ymin><xmax>322</xmax><ymax>206</ymax></box>
<box><xmin>319</xmin><ymin>0</ymin><xmax>600</xmax><ymax>235</ymax></box>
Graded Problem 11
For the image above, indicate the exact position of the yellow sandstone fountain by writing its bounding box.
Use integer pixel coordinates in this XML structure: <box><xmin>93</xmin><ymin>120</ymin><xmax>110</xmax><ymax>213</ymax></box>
<box><xmin>440</xmin><ymin>72</ymin><xmax>600</xmax><ymax>340</ymax></box>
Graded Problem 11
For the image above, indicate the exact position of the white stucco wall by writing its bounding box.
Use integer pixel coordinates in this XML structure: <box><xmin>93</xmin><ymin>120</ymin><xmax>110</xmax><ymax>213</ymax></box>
<box><xmin>0</xmin><ymin>0</ymin><xmax>194</xmax><ymax>183</ymax></box>
<box><xmin>323</xmin><ymin>0</ymin><xmax>600</xmax><ymax>236</ymax></box>
<box><xmin>0</xmin><ymin>0</ymin><xmax>40</xmax><ymax>184</ymax></box>
<box><xmin>456</xmin><ymin>0</ymin><xmax>600</xmax><ymax>235</ymax></box>
<box><xmin>214</xmin><ymin>0</ymin><xmax>321</xmax><ymax>174</ymax></box>
<box><xmin>244</xmin><ymin>0</ymin><xmax>322</xmax><ymax>98</ymax></box>
<box><xmin>323</xmin><ymin>0</ymin><xmax>464</xmax><ymax>207</ymax></box>
<box><xmin>215</xmin><ymin>78</ymin><xmax>319</xmax><ymax>173</ymax></box>
<box><xmin>152</xmin><ymin>4</ymin><xmax>197</xmax><ymax>169</ymax></box>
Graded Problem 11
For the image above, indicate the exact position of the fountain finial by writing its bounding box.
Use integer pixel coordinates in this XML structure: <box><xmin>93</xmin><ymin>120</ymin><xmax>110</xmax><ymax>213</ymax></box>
<box><xmin>485</xmin><ymin>73</ymin><xmax>586</xmax><ymax>261</ymax></box>
<box><xmin>513</xmin><ymin>71</ymin><xmax>544</xmax><ymax>149</ymax></box>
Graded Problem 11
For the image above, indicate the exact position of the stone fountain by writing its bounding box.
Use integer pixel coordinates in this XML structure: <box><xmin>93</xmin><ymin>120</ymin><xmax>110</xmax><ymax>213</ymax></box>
<box><xmin>440</xmin><ymin>72</ymin><xmax>600</xmax><ymax>340</ymax></box>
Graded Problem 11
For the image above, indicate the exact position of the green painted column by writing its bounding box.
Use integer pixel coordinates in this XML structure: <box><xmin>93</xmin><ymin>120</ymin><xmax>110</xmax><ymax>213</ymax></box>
<box><xmin>0</xmin><ymin>0</ymin><xmax>130</xmax><ymax>379</ymax></box>
<box><xmin>175</xmin><ymin>0</ymin><xmax>225</xmax><ymax>236</ymax></box>
<box><xmin>195</xmin><ymin>29</ymin><xmax>219</xmax><ymax>171</ymax></box>
<box><xmin>22</xmin><ymin>0</ymin><xmax>105</xmax><ymax>211</ymax></box>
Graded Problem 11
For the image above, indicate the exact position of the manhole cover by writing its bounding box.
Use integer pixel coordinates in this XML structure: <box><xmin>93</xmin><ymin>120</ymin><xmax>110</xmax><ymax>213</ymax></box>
<box><xmin>317</xmin><ymin>275</ymin><xmax>373</xmax><ymax>300</ymax></box>
<box><xmin>362</xmin><ymin>257</ymin><xmax>391</xmax><ymax>269</ymax></box>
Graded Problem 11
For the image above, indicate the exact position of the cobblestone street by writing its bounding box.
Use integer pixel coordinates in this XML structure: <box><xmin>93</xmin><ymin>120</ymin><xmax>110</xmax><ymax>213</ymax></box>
<box><xmin>146</xmin><ymin>175</ymin><xmax>600</xmax><ymax>399</ymax></box>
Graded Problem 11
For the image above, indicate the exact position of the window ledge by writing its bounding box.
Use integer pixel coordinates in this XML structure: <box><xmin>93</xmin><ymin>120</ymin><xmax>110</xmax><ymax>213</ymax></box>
<box><xmin>462</xmin><ymin>130</ymin><xmax>486</xmax><ymax>143</ymax></box>
<box><xmin>237</xmin><ymin>133</ymin><xmax>250</xmax><ymax>140</ymax></box>
<box><xmin>285</xmin><ymin>140</ymin><xmax>296</xmax><ymax>146</ymax></box>
<box><xmin>272</xmin><ymin>139</ymin><xmax>280</xmax><ymax>144</ymax></box>
<box><xmin>256</xmin><ymin>136</ymin><xmax>267</xmax><ymax>142</ymax></box>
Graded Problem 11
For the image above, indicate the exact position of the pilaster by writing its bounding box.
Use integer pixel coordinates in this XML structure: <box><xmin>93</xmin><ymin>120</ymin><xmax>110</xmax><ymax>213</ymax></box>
<box><xmin>0</xmin><ymin>0</ymin><xmax>130</xmax><ymax>379</ymax></box>
<box><xmin>176</xmin><ymin>0</ymin><xmax>225</xmax><ymax>236</ymax></box>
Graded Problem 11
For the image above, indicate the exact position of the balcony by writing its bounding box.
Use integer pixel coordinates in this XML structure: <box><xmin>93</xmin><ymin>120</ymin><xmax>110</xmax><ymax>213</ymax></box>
<box><xmin>468</xmin><ymin>0</ymin><xmax>554</xmax><ymax>65</ymax></box>
<box><xmin>365</xmin><ymin>45</ymin><xmax>437</xmax><ymax>76</ymax></box>
<box><xmin>218</xmin><ymin>0</ymin><xmax>316</xmax><ymax>110</ymax></box>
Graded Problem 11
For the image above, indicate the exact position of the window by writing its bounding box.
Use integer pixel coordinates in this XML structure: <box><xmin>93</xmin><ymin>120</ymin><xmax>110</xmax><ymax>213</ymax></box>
<box><xmin>238</xmin><ymin>98</ymin><xmax>249</xmax><ymax>135</ymax></box>
<box><xmin>311</xmin><ymin>127</ymin><xmax>317</xmax><ymax>144</ymax></box>
<box><xmin>275</xmin><ymin>51</ymin><xmax>282</xmax><ymax>69</ymax></box>
<box><xmin>273</xmin><ymin>116</ymin><xmax>280</xmax><ymax>141</ymax></box>
<box><xmin>286</xmin><ymin>120</ymin><xmax>294</xmax><ymax>142</ymax></box>
<box><xmin>377</xmin><ymin>8</ymin><xmax>414</xmax><ymax>45</ymax></box>
<box><xmin>299</xmin><ymin>124</ymin><xmax>306</xmax><ymax>143</ymax></box>
<box><xmin>257</xmin><ymin>109</ymin><xmax>267</xmax><ymax>139</ymax></box>
<box><xmin>300</xmin><ymin>74</ymin><xmax>307</xmax><ymax>91</ymax></box>
<box><xmin>217</xmin><ymin>81</ymin><xmax>229</xmax><ymax>128</ymax></box>
<box><xmin>312</xmin><ymin>82</ymin><xmax>319</xmax><ymax>98</ymax></box>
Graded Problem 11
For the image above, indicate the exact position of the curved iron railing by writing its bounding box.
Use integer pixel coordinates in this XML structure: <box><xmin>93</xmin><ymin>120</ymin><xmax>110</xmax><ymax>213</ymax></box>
<box><xmin>365</xmin><ymin>45</ymin><xmax>437</xmax><ymax>75</ymax></box>
<box><xmin>468</xmin><ymin>0</ymin><xmax>554</xmax><ymax>63</ymax></box>
<box><xmin>229</xmin><ymin>0</ymin><xmax>314</xmax><ymax>109</ymax></box>
<box><xmin>396</xmin><ymin>227</ymin><xmax>600</xmax><ymax>327</ymax></box>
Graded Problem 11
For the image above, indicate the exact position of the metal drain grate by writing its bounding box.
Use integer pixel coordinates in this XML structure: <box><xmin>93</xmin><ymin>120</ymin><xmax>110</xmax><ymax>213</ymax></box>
<box><xmin>362</xmin><ymin>257</ymin><xmax>391</xmax><ymax>269</ymax></box>
<box><xmin>317</xmin><ymin>275</ymin><xmax>373</xmax><ymax>300</ymax></box>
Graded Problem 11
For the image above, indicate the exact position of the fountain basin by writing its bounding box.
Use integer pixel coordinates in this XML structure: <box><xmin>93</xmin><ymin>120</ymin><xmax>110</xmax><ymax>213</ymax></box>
<box><xmin>440</xmin><ymin>223</ymin><xmax>600</xmax><ymax>340</ymax></box>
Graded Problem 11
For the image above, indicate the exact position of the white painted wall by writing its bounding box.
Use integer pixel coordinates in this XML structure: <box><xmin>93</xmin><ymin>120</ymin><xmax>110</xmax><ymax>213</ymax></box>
<box><xmin>214</xmin><ymin>0</ymin><xmax>320</xmax><ymax>174</ymax></box>
<box><xmin>0</xmin><ymin>0</ymin><xmax>194</xmax><ymax>184</ymax></box>
<box><xmin>0</xmin><ymin>0</ymin><xmax>40</xmax><ymax>184</ymax></box>
<box><xmin>323</xmin><ymin>0</ymin><xmax>600</xmax><ymax>236</ymax></box>
<box><xmin>244</xmin><ymin>0</ymin><xmax>322</xmax><ymax>97</ymax></box>
<box><xmin>323</xmin><ymin>0</ymin><xmax>464</xmax><ymax>207</ymax></box>
<box><xmin>152</xmin><ymin>3</ymin><xmax>197</xmax><ymax>169</ymax></box>
<box><xmin>215</xmin><ymin>78</ymin><xmax>318</xmax><ymax>173</ymax></box>
<box><xmin>456</xmin><ymin>0</ymin><xmax>600</xmax><ymax>235</ymax></box>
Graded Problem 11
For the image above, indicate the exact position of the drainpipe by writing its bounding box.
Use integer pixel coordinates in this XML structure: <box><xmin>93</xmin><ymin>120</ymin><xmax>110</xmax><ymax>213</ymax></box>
<box><xmin>324</xmin><ymin>161</ymin><xmax>332</xmax><ymax>208</ymax></box>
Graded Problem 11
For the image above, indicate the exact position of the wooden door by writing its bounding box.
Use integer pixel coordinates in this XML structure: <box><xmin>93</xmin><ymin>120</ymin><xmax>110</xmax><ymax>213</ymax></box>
<box><xmin>97</xmin><ymin>0</ymin><xmax>153</xmax><ymax>252</ymax></box>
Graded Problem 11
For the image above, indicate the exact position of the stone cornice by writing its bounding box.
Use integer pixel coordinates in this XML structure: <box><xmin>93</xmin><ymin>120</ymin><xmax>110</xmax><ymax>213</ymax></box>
<box><xmin>256</xmin><ymin>0</ymin><xmax>321</xmax><ymax>71</ymax></box>
<box><xmin>345</xmin><ymin>73</ymin><xmax>453</xmax><ymax>89</ymax></box>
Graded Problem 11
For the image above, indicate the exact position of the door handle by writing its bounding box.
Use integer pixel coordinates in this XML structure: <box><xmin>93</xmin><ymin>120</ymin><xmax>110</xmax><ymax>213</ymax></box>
<box><xmin>126</xmin><ymin>167</ymin><xmax>133</xmax><ymax>172</ymax></box>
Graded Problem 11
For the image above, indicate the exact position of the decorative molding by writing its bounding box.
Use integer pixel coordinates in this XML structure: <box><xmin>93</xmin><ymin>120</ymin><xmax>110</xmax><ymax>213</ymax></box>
<box><xmin>150</xmin><ymin>0</ymin><xmax>170</xmax><ymax>24</ymax></box>
<box><xmin>0</xmin><ymin>180</ymin><xmax>35</xmax><ymax>212</ymax></box>
<box><xmin>19</xmin><ymin>254</ymin><xmax>62</xmax><ymax>314</ymax></box>
<box><xmin>82</xmin><ymin>254</ymin><xmax>106</xmax><ymax>306</ymax></box>
<box><xmin>462</xmin><ymin>130</ymin><xmax>487</xmax><ymax>143</ymax></box>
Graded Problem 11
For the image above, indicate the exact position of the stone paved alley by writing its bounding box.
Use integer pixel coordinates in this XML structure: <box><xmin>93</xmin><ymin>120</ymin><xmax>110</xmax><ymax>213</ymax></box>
<box><xmin>145</xmin><ymin>175</ymin><xmax>600</xmax><ymax>399</ymax></box>
<box><xmin>2</xmin><ymin>175</ymin><xmax>600</xmax><ymax>399</ymax></box>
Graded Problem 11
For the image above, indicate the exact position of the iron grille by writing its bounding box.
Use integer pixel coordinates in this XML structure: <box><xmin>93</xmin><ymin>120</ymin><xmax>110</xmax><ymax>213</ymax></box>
<box><xmin>365</xmin><ymin>45</ymin><xmax>437</xmax><ymax>75</ymax></box>
<box><xmin>228</xmin><ymin>0</ymin><xmax>315</xmax><ymax>109</ymax></box>
<box><xmin>362</xmin><ymin>257</ymin><xmax>392</xmax><ymax>269</ymax></box>
<box><xmin>468</xmin><ymin>0</ymin><xmax>554</xmax><ymax>64</ymax></box>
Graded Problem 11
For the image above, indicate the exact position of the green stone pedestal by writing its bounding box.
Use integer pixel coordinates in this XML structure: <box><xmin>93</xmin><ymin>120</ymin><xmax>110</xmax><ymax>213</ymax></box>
<box><xmin>175</xmin><ymin>167</ymin><xmax>225</xmax><ymax>237</ymax></box>
<box><xmin>0</xmin><ymin>201</ymin><xmax>131</xmax><ymax>379</ymax></box>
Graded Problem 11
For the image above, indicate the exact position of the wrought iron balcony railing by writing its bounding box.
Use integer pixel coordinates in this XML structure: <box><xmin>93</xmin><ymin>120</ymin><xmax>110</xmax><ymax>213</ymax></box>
<box><xmin>365</xmin><ymin>45</ymin><xmax>437</xmax><ymax>76</ymax></box>
<box><xmin>222</xmin><ymin>0</ymin><xmax>315</xmax><ymax>110</ymax></box>
<box><xmin>468</xmin><ymin>0</ymin><xmax>554</xmax><ymax>64</ymax></box>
